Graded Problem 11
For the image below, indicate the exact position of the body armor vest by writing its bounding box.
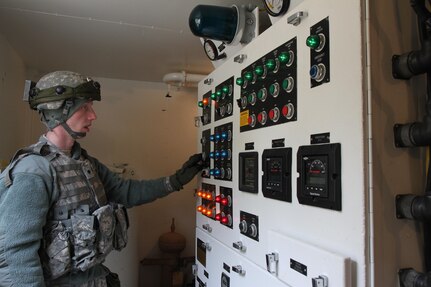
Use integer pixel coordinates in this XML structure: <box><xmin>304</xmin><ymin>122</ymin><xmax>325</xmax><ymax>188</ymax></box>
<box><xmin>4</xmin><ymin>140</ymin><xmax>128</xmax><ymax>281</ymax></box>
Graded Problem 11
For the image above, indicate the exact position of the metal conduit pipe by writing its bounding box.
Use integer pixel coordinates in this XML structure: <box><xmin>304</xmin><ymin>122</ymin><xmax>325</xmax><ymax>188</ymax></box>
<box><xmin>392</xmin><ymin>39</ymin><xmax>431</xmax><ymax>80</ymax></box>
<box><xmin>162</xmin><ymin>71</ymin><xmax>206</xmax><ymax>87</ymax></box>
<box><xmin>396</xmin><ymin>194</ymin><xmax>431</xmax><ymax>221</ymax></box>
<box><xmin>394</xmin><ymin>115</ymin><xmax>431</xmax><ymax>147</ymax></box>
<box><xmin>399</xmin><ymin>268</ymin><xmax>431</xmax><ymax>287</ymax></box>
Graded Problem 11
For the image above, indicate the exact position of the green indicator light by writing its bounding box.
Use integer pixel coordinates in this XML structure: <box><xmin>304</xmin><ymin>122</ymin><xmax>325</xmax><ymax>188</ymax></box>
<box><xmin>282</xmin><ymin>79</ymin><xmax>289</xmax><ymax>90</ymax></box>
<box><xmin>278</xmin><ymin>52</ymin><xmax>290</xmax><ymax>63</ymax></box>
<box><xmin>254</xmin><ymin>65</ymin><xmax>264</xmax><ymax>76</ymax></box>
<box><xmin>216</xmin><ymin>90</ymin><xmax>222</xmax><ymax>97</ymax></box>
<box><xmin>257</xmin><ymin>90</ymin><xmax>264</xmax><ymax>100</ymax></box>
<box><xmin>222</xmin><ymin>85</ymin><xmax>229</xmax><ymax>94</ymax></box>
<box><xmin>236</xmin><ymin>77</ymin><xmax>244</xmax><ymax>85</ymax></box>
<box><xmin>306</xmin><ymin>35</ymin><xmax>320</xmax><ymax>49</ymax></box>
<box><xmin>269</xmin><ymin>84</ymin><xmax>276</xmax><ymax>94</ymax></box>
<box><xmin>265</xmin><ymin>59</ymin><xmax>276</xmax><ymax>71</ymax></box>
<box><xmin>244</xmin><ymin>71</ymin><xmax>253</xmax><ymax>81</ymax></box>
<box><xmin>198</xmin><ymin>101</ymin><xmax>204</xmax><ymax>107</ymax></box>
<box><xmin>211</xmin><ymin>93</ymin><xmax>217</xmax><ymax>100</ymax></box>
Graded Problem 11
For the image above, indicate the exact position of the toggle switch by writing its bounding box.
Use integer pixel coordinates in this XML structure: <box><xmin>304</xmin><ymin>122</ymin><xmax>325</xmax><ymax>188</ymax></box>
<box><xmin>312</xmin><ymin>275</ymin><xmax>328</xmax><ymax>287</ymax></box>
<box><xmin>232</xmin><ymin>265</ymin><xmax>246</xmax><ymax>276</ymax></box>
<box><xmin>201</xmin><ymin>242</ymin><xmax>212</xmax><ymax>251</ymax></box>
<box><xmin>266</xmin><ymin>252</ymin><xmax>279</xmax><ymax>274</ymax></box>
<box><xmin>233</xmin><ymin>241</ymin><xmax>247</xmax><ymax>252</ymax></box>
<box><xmin>202</xmin><ymin>224</ymin><xmax>212</xmax><ymax>233</ymax></box>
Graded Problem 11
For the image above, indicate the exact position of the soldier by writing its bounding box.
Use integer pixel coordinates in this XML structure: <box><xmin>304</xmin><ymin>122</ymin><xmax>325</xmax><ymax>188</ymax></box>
<box><xmin>0</xmin><ymin>71</ymin><xmax>203</xmax><ymax>286</ymax></box>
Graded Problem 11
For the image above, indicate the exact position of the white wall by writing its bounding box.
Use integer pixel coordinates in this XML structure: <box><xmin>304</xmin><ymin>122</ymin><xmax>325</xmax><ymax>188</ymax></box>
<box><xmin>0</xmin><ymin>34</ymin><xmax>31</xmax><ymax>168</ymax></box>
<box><xmin>79</xmin><ymin>78</ymin><xmax>199</xmax><ymax>286</ymax></box>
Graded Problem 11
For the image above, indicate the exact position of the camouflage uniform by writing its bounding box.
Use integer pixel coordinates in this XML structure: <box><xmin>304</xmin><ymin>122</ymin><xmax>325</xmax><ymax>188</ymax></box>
<box><xmin>0</xmin><ymin>71</ymin><xmax>202</xmax><ymax>286</ymax></box>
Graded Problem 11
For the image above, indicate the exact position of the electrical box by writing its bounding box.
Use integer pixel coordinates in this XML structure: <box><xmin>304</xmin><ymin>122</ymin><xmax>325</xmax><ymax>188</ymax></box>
<box><xmin>195</xmin><ymin>0</ymin><xmax>424</xmax><ymax>286</ymax></box>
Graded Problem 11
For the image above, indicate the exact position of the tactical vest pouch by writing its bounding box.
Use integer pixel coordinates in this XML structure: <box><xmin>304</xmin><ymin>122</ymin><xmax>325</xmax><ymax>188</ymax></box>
<box><xmin>44</xmin><ymin>222</ymin><xmax>72</xmax><ymax>279</ymax></box>
<box><xmin>113</xmin><ymin>204</ymin><xmax>129</xmax><ymax>251</ymax></box>
<box><xmin>93</xmin><ymin>205</ymin><xmax>115</xmax><ymax>255</ymax></box>
<box><xmin>71</xmin><ymin>215</ymin><xmax>97</xmax><ymax>271</ymax></box>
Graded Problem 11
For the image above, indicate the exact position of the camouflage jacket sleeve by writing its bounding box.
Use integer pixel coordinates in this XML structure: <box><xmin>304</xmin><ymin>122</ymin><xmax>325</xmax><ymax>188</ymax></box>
<box><xmin>0</xmin><ymin>156</ymin><xmax>53</xmax><ymax>286</ymax></box>
<box><xmin>91</xmin><ymin>156</ymin><xmax>177</xmax><ymax>207</ymax></box>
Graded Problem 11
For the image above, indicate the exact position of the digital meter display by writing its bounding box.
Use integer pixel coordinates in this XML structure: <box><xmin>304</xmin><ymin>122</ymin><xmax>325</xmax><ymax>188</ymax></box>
<box><xmin>304</xmin><ymin>156</ymin><xmax>328</xmax><ymax>197</ymax></box>
<box><xmin>297</xmin><ymin>143</ymin><xmax>342</xmax><ymax>211</ymax></box>
<box><xmin>261</xmin><ymin>148</ymin><xmax>292</xmax><ymax>202</ymax></box>
<box><xmin>244</xmin><ymin>157</ymin><xmax>256</xmax><ymax>186</ymax></box>
<box><xmin>266</xmin><ymin>157</ymin><xmax>283</xmax><ymax>186</ymax></box>
<box><xmin>239</xmin><ymin>152</ymin><xmax>258</xmax><ymax>193</ymax></box>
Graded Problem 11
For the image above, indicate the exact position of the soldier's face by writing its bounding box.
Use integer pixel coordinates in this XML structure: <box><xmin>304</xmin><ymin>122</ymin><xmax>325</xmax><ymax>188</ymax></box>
<box><xmin>66</xmin><ymin>101</ymin><xmax>97</xmax><ymax>134</ymax></box>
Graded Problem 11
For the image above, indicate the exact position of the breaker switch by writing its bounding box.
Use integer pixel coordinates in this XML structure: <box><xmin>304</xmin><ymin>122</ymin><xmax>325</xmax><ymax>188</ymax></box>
<box><xmin>312</xmin><ymin>275</ymin><xmax>328</xmax><ymax>287</ymax></box>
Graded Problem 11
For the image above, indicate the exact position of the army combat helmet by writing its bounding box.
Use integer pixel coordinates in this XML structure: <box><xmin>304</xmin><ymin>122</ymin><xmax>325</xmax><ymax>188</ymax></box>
<box><xmin>24</xmin><ymin>71</ymin><xmax>101</xmax><ymax>139</ymax></box>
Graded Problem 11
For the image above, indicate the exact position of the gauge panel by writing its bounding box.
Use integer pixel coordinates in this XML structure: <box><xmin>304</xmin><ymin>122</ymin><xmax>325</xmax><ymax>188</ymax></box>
<box><xmin>262</xmin><ymin>147</ymin><xmax>292</xmax><ymax>202</ymax></box>
<box><xmin>239</xmin><ymin>151</ymin><xmax>259</xmax><ymax>193</ymax></box>
<box><xmin>297</xmin><ymin>143</ymin><xmax>341</xmax><ymax>211</ymax></box>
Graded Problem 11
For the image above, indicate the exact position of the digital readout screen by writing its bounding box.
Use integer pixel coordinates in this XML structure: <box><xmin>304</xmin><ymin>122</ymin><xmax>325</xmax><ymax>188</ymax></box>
<box><xmin>267</xmin><ymin>157</ymin><xmax>283</xmax><ymax>183</ymax></box>
<box><xmin>243</xmin><ymin>157</ymin><xmax>256</xmax><ymax>189</ymax></box>
<box><xmin>305</xmin><ymin>156</ymin><xmax>328</xmax><ymax>187</ymax></box>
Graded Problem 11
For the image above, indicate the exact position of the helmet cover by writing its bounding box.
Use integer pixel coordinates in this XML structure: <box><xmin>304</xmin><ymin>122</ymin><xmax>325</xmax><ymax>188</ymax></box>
<box><xmin>29</xmin><ymin>71</ymin><xmax>101</xmax><ymax>129</ymax></box>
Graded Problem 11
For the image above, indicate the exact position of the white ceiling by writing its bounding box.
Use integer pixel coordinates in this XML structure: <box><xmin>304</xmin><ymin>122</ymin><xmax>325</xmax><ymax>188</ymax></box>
<box><xmin>0</xmin><ymin>0</ymin><xmax>262</xmax><ymax>82</ymax></box>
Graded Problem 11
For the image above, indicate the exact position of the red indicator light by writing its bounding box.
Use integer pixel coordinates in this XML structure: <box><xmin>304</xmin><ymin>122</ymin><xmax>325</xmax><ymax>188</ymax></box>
<box><xmin>215</xmin><ymin>213</ymin><xmax>222</xmax><ymax>221</ymax></box>
<box><xmin>282</xmin><ymin>105</ymin><xmax>289</xmax><ymax>117</ymax></box>
<box><xmin>221</xmin><ymin>217</ymin><xmax>228</xmax><ymax>224</ymax></box>
<box><xmin>202</xmin><ymin>98</ymin><xmax>209</xmax><ymax>106</ymax></box>
<box><xmin>215</xmin><ymin>195</ymin><xmax>221</xmax><ymax>203</ymax></box>
<box><xmin>269</xmin><ymin>109</ymin><xmax>275</xmax><ymax>120</ymax></box>
<box><xmin>248</xmin><ymin>116</ymin><xmax>253</xmax><ymax>125</ymax></box>
<box><xmin>221</xmin><ymin>198</ymin><xmax>228</xmax><ymax>206</ymax></box>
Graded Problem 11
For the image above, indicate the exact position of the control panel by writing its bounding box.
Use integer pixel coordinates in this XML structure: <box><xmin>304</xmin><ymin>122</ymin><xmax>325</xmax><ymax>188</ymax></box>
<box><xmin>237</xmin><ymin>37</ymin><xmax>297</xmax><ymax>132</ymax></box>
<box><xmin>194</xmin><ymin>0</ymin><xmax>422</xmax><ymax>286</ymax></box>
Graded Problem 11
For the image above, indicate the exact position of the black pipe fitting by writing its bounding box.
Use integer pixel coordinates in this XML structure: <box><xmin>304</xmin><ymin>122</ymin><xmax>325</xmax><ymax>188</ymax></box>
<box><xmin>393</xmin><ymin>39</ymin><xmax>431</xmax><ymax>80</ymax></box>
<box><xmin>396</xmin><ymin>194</ymin><xmax>431</xmax><ymax>221</ymax></box>
<box><xmin>399</xmin><ymin>268</ymin><xmax>431</xmax><ymax>287</ymax></box>
<box><xmin>394</xmin><ymin>115</ymin><xmax>431</xmax><ymax>147</ymax></box>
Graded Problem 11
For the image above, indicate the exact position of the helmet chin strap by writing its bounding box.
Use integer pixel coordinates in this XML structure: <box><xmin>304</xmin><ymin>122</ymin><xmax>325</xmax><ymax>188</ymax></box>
<box><xmin>60</xmin><ymin>122</ymin><xmax>86</xmax><ymax>139</ymax></box>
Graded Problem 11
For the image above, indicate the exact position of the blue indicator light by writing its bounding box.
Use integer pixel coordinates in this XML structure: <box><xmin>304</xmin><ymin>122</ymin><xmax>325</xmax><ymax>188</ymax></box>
<box><xmin>209</xmin><ymin>135</ymin><xmax>215</xmax><ymax>141</ymax></box>
<box><xmin>310</xmin><ymin>65</ymin><xmax>318</xmax><ymax>78</ymax></box>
